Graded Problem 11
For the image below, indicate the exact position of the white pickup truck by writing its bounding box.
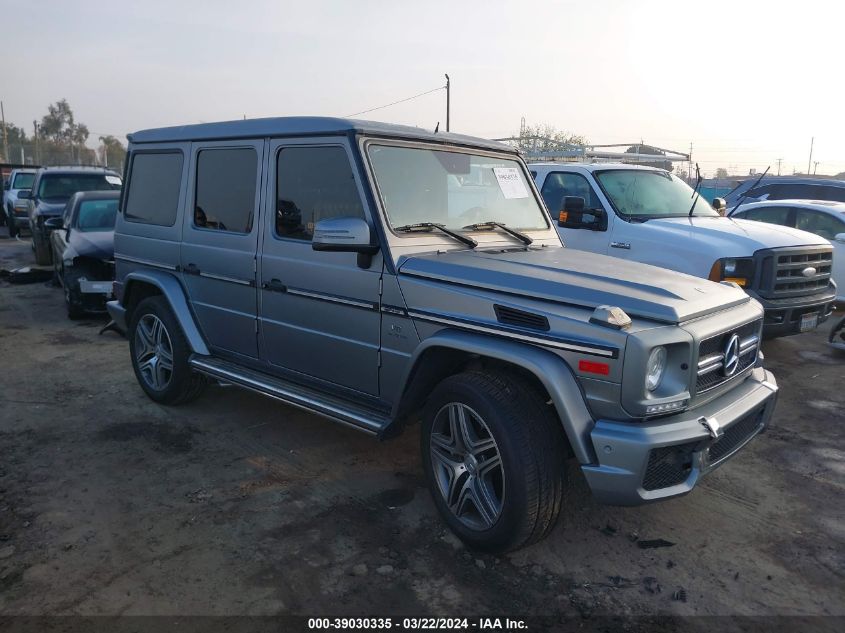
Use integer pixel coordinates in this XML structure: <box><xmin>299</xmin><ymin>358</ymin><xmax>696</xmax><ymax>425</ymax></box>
<box><xmin>530</xmin><ymin>163</ymin><xmax>837</xmax><ymax>337</ymax></box>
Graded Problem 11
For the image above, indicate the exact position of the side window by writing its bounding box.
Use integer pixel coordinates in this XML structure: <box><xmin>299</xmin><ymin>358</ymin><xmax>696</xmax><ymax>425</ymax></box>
<box><xmin>794</xmin><ymin>210</ymin><xmax>845</xmax><ymax>240</ymax></box>
<box><xmin>275</xmin><ymin>146</ymin><xmax>365</xmax><ymax>241</ymax></box>
<box><xmin>194</xmin><ymin>148</ymin><xmax>257</xmax><ymax>233</ymax></box>
<box><xmin>742</xmin><ymin>206</ymin><xmax>791</xmax><ymax>225</ymax></box>
<box><xmin>540</xmin><ymin>172</ymin><xmax>602</xmax><ymax>212</ymax></box>
<box><xmin>820</xmin><ymin>186</ymin><xmax>845</xmax><ymax>203</ymax></box>
<box><xmin>124</xmin><ymin>152</ymin><xmax>183</xmax><ymax>226</ymax></box>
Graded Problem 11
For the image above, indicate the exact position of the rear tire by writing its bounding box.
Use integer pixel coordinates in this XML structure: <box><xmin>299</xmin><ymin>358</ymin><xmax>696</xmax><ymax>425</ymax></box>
<box><xmin>7</xmin><ymin>216</ymin><xmax>17</xmax><ymax>238</ymax></box>
<box><xmin>129</xmin><ymin>296</ymin><xmax>207</xmax><ymax>405</ymax></box>
<box><xmin>421</xmin><ymin>371</ymin><xmax>566</xmax><ymax>552</ymax></box>
<box><xmin>33</xmin><ymin>234</ymin><xmax>51</xmax><ymax>265</ymax></box>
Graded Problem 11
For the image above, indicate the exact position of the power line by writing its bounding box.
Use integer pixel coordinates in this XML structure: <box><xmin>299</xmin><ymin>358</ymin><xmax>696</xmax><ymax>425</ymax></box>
<box><xmin>345</xmin><ymin>85</ymin><xmax>445</xmax><ymax>118</ymax></box>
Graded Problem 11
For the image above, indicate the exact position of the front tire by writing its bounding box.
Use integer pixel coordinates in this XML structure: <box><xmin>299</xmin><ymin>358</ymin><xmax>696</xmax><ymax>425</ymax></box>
<box><xmin>7</xmin><ymin>216</ymin><xmax>17</xmax><ymax>238</ymax></box>
<box><xmin>33</xmin><ymin>233</ymin><xmax>51</xmax><ymax>265</ymax></box>
<box><xmin>129</xmin><ymin>296</ymin><xmax>207</xmax><ymax>405</ymax></box>
<box><xmin>421</xmin><ymin>371</ymin><xmax>566</xmax><ymax>552</ymax></box>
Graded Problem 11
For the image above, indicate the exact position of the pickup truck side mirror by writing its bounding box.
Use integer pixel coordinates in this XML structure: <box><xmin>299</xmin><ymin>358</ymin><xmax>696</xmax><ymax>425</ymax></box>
<box><xmin>558</xmin><ymin>196</ymin><xmax>607</xmax><ymax>231</ymax></box>
<box><xmin>312</xmin><ymin>216</ymin><xmax>380</xmax><ymax>269</ymax></box>
<box><xmin>712</xmin><ymin>197</ymin><xmax>727</xmax><ymax>216</ymax></box>
<box><xmin>834</xmin><ymin>232</ymin><xmax>845</xmax><ymax>244</ymax></box>
<box><xmin>17</xmin><ymin>189</ymin><xmax>31</xmax><ymax>200</ymax></box>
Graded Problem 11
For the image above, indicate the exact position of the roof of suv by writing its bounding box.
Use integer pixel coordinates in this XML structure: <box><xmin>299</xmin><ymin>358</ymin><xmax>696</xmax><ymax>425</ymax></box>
<box><xmin>129</xmin><ymin>116</ymin><xmax>513</xmax><ymax>153</ymax></box>
<box><xmin>731</xmin><ymin>199</ymin><xmax>845</xmax><ymax>214</ymax></box>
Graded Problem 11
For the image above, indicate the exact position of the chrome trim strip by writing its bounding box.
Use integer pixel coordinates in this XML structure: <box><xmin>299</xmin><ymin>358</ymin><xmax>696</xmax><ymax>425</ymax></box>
<box><xmin>199</xmin><ymin>271</ymin><xmax>253</xmax><ymax>286</ymax></box>
<box><xmin>407</xmin><ymin>310</ymin><xmax>617</xmax><ymax>358</ymax></box>
<box><xmin>115</xmin><ymin>254</ymin><xmax>178</xmax><ymax>271</ymax></box>
<box><xmin>189</xmin><ymin>357</ymin><xmax>384</xmax><ymax>435</ymax></box>
<box><xmin>286</xmin><ymin>287</ymin><xmax>377</xmax><ymax>310</ymax></box>
<box><xmin>381</xmin><ymin>305</ymin><xmax>408</xmax><ymax>316</ymax></box>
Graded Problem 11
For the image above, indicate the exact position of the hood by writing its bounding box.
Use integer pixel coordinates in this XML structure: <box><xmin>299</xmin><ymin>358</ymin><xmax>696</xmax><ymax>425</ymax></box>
<box><xmin>34</xmin><ymin>201</ymin><xmax>67</xmax><ymax>216</ymax></box>
<box><xmin>67</xmin><ymin>230</ymin><xmax>114</xmax><ymax>260</ymax></box>
<box><xmin>641</xmin><ymin>216</ymin><xmax>828</xmax><ymax>253</ymax></box>
<box><xmin>398</xmin><ymin>246</ymin><xmax>750</xmax><ymax>324</ymax></box>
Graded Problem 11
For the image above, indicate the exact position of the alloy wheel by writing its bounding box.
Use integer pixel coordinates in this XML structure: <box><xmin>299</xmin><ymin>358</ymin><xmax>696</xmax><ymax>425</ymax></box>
<box><xmin>429</xmin><ymin>402</ymin><xmax>505</xmax><ymax>530</ymax></box>
<box><xmin>134</xmin><ymin>314</ymin><xmax>174</xmax><ymax>391</ymax></box>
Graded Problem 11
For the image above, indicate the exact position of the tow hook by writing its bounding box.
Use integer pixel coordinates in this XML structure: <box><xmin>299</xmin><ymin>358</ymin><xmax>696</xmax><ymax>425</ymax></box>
<box><xmin>698</xmin><ymin>416</ymin><xmax>723</xmax><ymax>439</ymax></box>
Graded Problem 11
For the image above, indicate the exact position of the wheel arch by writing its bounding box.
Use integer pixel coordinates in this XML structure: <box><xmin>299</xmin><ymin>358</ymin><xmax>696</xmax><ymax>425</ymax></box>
<box><xmin>389</xmin><ymin>329</ymin><xmax>597</xmax><ymax>464</ymax></box>
<box><xmin>122</xmin><ymin>270</ymin><xmax>210</xmax><ymax>356</ymax></box>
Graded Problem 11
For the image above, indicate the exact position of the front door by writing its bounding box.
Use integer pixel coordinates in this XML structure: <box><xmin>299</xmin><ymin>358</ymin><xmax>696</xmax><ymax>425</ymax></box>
<box><xmin>258</xmin><ymin>139</ymin><xmax>382</xmax><ymax>396</ymax></box>
<box><xmin>539</xmin><ymin>170</ymin><xmax>613</xmax><ymax>254</ymax></box>
<box><xmin>180</xmin><ymin>139</ymin><xmax>265</xmax><ymax>358</ymax></box>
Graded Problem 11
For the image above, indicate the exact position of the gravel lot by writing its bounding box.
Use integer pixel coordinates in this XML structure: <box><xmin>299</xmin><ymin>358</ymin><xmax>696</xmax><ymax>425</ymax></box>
<box><xmin>0</xmin><ymin>228</ymin><xmax>843</xmax><ymax>624</ymax></box>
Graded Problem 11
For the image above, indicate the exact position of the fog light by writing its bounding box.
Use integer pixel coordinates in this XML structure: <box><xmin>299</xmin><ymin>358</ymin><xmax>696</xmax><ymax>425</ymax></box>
<box><xmin>646</xmin><ymin>399</ymin><xmax>688</xmax><ymax>415</ymax></box>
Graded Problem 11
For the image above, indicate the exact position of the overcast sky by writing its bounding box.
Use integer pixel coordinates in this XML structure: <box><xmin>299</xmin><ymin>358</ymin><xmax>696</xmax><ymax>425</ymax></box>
<box><xmin>3</xmin><ymin>0</ymin><xmax>843</xmax><ymax>176</ymax></box>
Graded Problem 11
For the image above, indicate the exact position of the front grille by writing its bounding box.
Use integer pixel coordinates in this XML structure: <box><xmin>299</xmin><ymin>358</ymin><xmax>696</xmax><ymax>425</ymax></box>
<box><xmin>643</xmin><ymin>441</ymin><xmax>698</xmax><ymax>491</ymax></box>
<box><xmin>757</xmin><ymin>246</ymin><xmax>833</xmax><ymax>299</ymax></box>
<box><xmin>696</xmin><ymin>319</ymin><xmax>761</xmax><ymax>393</ymax></box>
<box><xmin>493</xmin><ymin>305</ymin><xmax>550</xmax><ymax>331</ymax></box>
<box><xmin>707</xmin><ymin>408</ymin><xmax>765</xmax><ymax>464</ymax></box>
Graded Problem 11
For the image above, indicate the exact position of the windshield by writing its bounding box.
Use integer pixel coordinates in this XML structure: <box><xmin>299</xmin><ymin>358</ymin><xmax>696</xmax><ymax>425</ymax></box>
<box><xmin>367</xmin><ymin>144</ymin><xmax>548</xmax><ymax>231</ymax></box>
<box><xmin>38</xmin><ymin>174</ymin><xmax>121</xmax><ymax>201</ymax></box>
<box><xmin>76</xmin><ymin>199</ymin><xmax>118</xmax><ymax>231</ymax></box>
<box><xmin>595</xmin><ymin>169</ymin><xmax>718</xmax><ymax>218</ymax></box>
<box><xmin>12</xmin><ymin>173</ymin><xmax>35</xmax><ymax>189</ymax></box>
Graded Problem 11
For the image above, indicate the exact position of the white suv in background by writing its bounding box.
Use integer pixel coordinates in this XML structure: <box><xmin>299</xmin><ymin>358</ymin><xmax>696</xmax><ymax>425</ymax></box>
<box><xmin>530</xmin><ymin>163</ymin><xmax>838</xmax><ymax>338</ymax></box>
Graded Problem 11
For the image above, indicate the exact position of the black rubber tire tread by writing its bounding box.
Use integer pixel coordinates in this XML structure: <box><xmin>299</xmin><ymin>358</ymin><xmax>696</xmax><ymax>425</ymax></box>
<box><xmin>33</xmin><ymin>234</ymin><xmax>51</xmax><ymax>265</ymax></box>
<box><xmin>7</xmin><ymin>216</ymin><xmax>18</xmax><ymax>238</ymax></box>
<box><xmin>129</xmin><ymin>296</ymin><xmax>207</xmax><ymax>405</ymax></box>
<box><xmin>422</xmin><ymin>370</ymin><xmax>566</xmax><ymax>552</ymax></box>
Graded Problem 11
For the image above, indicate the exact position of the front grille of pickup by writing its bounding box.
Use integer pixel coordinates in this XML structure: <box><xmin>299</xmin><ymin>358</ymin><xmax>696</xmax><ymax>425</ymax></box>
<box><xmin>707</xmin><ymin>408</ymin><xmax>765</xmax><ymax>464</ymax></box>
<box><xmin>642</xmin><ymin>441</ymin><xmax>698</xmax><ymax>491</ymax></box>
<box><xmin>696</xmin><ymin>319</ymin><xmax>761</xmax><ymax>394</ymax></box>
<box><xmin>758</xmin><ymin>246</ymin><xmax>833</xmax><ymax>299</ymax></box>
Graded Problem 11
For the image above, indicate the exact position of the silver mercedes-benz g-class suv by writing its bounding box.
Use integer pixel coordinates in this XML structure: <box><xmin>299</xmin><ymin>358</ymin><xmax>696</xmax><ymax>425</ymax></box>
<box><xmin>108</xmin><ymin>117</ymin><xmax>778</xmax><ymax>552</ymax></box>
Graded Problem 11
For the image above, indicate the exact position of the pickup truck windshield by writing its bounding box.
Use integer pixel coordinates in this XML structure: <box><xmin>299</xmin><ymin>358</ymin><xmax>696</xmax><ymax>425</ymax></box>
<box><xmin>595</xmin><ymin>169</ymin><xmax>718</xmax><ymax>218</ymax></box>
<box><xmin>12</xmin><ymin>173</ymin><xmax>35</xmax><ymax>189</ymax></box>
<box><xmin>367</xmin><ymin>144</ymin><xmax>548</xmax><ymax>231</ymax></box>
<box><xmin>38</xmin><ymin>174</ymin><xmax>121</xmax><ymax>201</ymax></box>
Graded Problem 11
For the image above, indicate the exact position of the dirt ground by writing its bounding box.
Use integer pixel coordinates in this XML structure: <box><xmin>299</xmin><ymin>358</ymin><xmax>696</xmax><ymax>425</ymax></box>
<box><xmin>0</xmin><ymin>226</ymin><xmax>843</xmax><ymax>625</ymax></box>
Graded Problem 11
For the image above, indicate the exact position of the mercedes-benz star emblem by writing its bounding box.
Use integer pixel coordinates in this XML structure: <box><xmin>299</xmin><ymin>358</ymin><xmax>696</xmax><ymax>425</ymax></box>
<box><xmin>723</xmin><ymin>333</ymin><xmax>741</xmax><ymax>377</ymax></box>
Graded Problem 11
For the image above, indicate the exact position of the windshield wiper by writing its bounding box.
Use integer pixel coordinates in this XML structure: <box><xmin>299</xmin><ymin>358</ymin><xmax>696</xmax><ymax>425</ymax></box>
<box><xmin>730</xmin><ymin>166</ymin><xmax>770</xmax><ymax>216</ymax></box>
<box><xmin>688</xmin><ymin>163</ymin><xmax>702</xmax><ymax>217</ymax></box>
<box><xmin>462</xmin><ymin>221</ymin><xmax>533</xmax><ymax>246</ymax></box>
<box><xmin>393</xmin><ymin>222</ymin><xmax>477</xmax><ymax>248</ymax></box>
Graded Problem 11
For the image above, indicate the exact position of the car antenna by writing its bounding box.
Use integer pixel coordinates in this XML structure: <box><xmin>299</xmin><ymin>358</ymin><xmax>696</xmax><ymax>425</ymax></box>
<box><xmin>687</xmin><ymin>163</ymin><xmax>702</xmax><ymax>217</ymax></box>
<box><xmin>434</xmin><ymin>121</ymin><xmax>440</xmax><ymax>133</ymax></box>
<box><xmin>730</xmin><ymin>166</ymin><xmax>770</xmax><ymax>216</ymax></box>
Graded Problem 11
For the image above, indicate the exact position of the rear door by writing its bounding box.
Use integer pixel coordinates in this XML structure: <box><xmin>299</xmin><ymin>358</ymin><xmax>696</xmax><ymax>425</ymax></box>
<box><xmin>180</xmin><ymin>139</ymin><xmax>265</xmax><ymax>358</ymax></box>
<box><xmin>258</xmin><ymin>138</ymin><xmax>382</xmax><ymax>396</ymax></box>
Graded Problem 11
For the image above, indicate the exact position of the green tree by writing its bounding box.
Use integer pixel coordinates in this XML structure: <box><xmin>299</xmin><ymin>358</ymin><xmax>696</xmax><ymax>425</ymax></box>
<box><xmin>513</xmin><ymin>122</ymin><xmax>588</xmax><ymax>154</ymax></box>
<box><xmin>37</xmin><ymin>99</ymin><xmax>91</xmax><ymax>164</ymax></box>
<box><xmin>714</xmin><ymin>167</ymin><xmax>729</xmax><ymax>179</ymax></box>
<box><xmin>98</xmin><ymin>135</ymin><xmax>126</xmax><ymax>169</ymax></box>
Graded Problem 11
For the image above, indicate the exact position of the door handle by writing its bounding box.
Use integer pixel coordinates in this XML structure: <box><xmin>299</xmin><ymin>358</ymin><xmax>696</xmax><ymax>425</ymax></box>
<box><xmin>183</xmin><ymin>263</ymin><xmax>201</xmax><ymax>275</ymax></box>
<box><xmin>610</xmin><ymin>241</ymin><xmax>631</xmax><ymax>250</ymax></box>
<box><xmin>262</xmin><ymin>278</ymin><xmax>287</xmax><ymax>293</ymax></box>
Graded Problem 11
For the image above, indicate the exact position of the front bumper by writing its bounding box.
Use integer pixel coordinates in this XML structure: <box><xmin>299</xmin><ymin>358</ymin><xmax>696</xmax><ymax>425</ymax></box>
<box><xmin>751</xmin><ymin>289</ymin><xmax>836</xmax><ymax>338</ymax></box>
<box><xmin>581</xmin><ymin>367</ymin><xmax>778</xmax><ymax>505</ymax></box>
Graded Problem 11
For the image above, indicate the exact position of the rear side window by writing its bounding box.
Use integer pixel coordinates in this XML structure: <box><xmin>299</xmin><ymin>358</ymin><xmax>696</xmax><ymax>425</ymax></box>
<box><xmin>741</xmin><ymin>206</ymin><xmax>791</xmax><ymax>225</ymax></box>
<box><xmin>275</xmin><ymin>146</ymin><xmax>364</xmax><ymax>240</ymax></box>
<box><xmin>124</xmin><ymin>152</ymin><xmax>183</xmax><ymax>226</ymax></box>
<box><xmin>194</xmin><ymin>148</ymin><xmax>257</xmax><ymax>234</ymax></box>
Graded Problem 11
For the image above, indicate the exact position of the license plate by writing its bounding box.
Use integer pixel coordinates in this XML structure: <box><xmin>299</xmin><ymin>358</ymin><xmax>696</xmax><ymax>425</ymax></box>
<box><xmin>799</xmin><ymin>312</ymin><xmax>819</xmax><ymax>332</ymax></box>
<box><xmin>79</xmin><ymin>280</ymin><xmax>113</xmax><ymax>294</ymax></box>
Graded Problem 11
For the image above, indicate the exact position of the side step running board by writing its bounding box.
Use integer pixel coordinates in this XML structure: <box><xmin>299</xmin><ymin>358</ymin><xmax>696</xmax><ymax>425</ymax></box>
<box><xmin>189</xmin><ymin>355</ymin><xmax>390</xmax><ymax>436</ymax></box>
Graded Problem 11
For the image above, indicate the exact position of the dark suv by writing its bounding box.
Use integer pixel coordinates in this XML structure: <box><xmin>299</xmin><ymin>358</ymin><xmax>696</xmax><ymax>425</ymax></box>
<box><xmin>725</xmin><ymin>176</ymin><xmax>845</xmax><ymax>208</ymax></box>
<box><xmin>20</xmin><ymin>166</ymin><xmax>121</xmax><ymax>265</ymax></box>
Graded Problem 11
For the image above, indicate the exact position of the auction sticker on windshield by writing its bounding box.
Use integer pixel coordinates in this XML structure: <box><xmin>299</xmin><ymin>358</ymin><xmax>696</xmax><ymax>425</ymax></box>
<box><xmin>493</xmin><ymin>167</ymin><xmax>529</xmax><ymax>199</ymax></box>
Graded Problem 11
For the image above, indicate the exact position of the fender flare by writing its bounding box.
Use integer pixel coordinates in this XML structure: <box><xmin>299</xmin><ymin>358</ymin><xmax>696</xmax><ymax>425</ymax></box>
<box><xmin>123</xmin><ymin>269</ymin><xmax>210</xmax><ymax>356</ymax></box>
<box><xmin>392</xmin><ymin>329</ymin><xmax>597</xmax><ymax>464</ymax></box>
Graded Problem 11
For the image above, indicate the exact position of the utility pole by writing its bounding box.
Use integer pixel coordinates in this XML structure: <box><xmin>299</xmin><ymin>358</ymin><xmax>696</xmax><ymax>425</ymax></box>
<box><xmin>445</xmin><ymin>74</ymin><xmax>450</xmax><ymax>132</ymax></box>
<box><xmin>807</xmin><ymin>136</ymin><xmax>814</xmax><ymax>175</ymax></box>
<box><xmin>776</xmin><ymin>158</ymin><xmax>783</xmax><ymax>176</ymax></box>
<box><xmin>0</xmin><ymin>101</ymin><xmax>8</xmax><ymax>164</ymax></box>
<box><xmin>33</xmin><ymin>120</ymin><xmax>40</xmax><ymax>164</ymax></box>
<box><xmin>688</xmin><ymin>142</ymin><xmax>693</xmax><ymax>184</ymax></box>
<box><xmin>813</xmin><ymin>161</ymin><xmax>819</xmax><ymax>175</ymax></box>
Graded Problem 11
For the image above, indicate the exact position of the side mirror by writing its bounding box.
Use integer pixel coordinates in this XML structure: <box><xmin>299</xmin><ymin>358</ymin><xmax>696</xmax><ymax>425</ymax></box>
<box><xmin>558</xmin><ymin>196</ymin><xmax>607</xmax><ymax>231</ymax></box>
<box><xmin>834</xmin><ymin>232</ymin><xmax>845</xmax><ymax>244</ymax></box>
<box><xmin>312</xmin><ymin>217</ymin><xmax>379</xmax><ymax>268</ymax></box>
<box><xmin>44</xmin><ymin>217</ymin><xmax>64</xmax><ymax>231</ymax></box>
<box><xmin>712</xmin><ymin>197</ymin><xmax>727</xmax><ymax>216</ymax></box>
<box><xmin>17</xmin><ymin>189</ymin><xmax>31</xmax><ymax>200</ymax></box>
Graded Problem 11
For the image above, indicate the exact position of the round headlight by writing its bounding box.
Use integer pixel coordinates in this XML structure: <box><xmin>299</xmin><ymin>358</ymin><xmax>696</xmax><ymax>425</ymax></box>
<box><xmin>645</xmin><ymin>346</ymin><xmax>667</xmax><ymax>392</ymax></box>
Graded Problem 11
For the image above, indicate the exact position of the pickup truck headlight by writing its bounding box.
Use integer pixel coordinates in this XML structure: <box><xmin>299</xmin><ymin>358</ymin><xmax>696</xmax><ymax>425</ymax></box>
<box><xmin>709</xmin><ymin>257</ymin><xmax>754</xmax><ymax>287</ymax></box>
<box><xmin>645</xmin><ymin>346</ymin><xmax>666</xmax><ymax>391</ymax></box>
